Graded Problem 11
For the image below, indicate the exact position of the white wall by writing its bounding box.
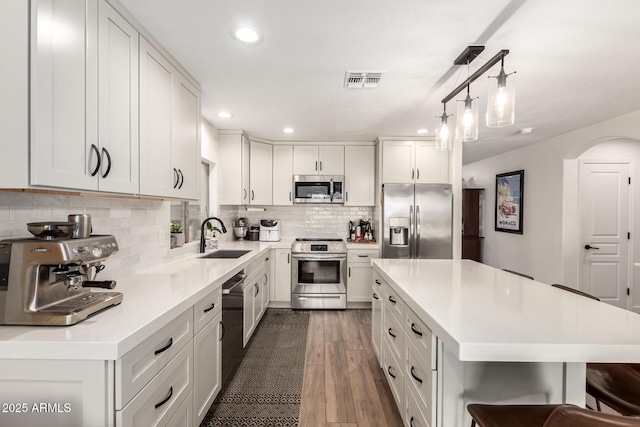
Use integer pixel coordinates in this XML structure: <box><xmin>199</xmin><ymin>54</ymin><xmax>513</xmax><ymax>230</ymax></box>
<box><xmin>462</xmin><ymin>110</ymin><xmax>640</xmax><ymax>286</ymax></box>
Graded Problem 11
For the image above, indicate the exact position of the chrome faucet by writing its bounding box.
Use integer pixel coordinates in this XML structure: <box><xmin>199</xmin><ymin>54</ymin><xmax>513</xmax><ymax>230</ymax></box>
<box><xmin>200</xmin><ymin>217</ymin><xmax>227</xmax><ymax>253</ymax></box>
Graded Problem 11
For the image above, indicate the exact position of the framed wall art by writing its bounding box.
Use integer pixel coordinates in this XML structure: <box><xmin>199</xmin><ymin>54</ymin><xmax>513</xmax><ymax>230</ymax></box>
<box><xmin>495</xmin><ymin>170</ymin><xmax>524</xmax><ymax>234</ymax></box>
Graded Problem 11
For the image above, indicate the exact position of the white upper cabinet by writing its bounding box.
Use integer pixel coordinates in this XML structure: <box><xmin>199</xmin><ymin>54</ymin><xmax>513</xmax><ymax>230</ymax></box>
<box><xmin>139</xmin><ymin>38</ymin><xmax>173</xmax><ymax>197</ymax></box>
<box><xmin>293</xmin><ymin>145</ymin><xmax>344</xmax><ymax>175</ymax></box>
<box><xmin>171</xmin><ymin>76</ymin><xmax>200</xmax><ymax>199</ymax></box>
<box><xmin>249</xmin><ymin>140</ymin><xmax>272</xmax><ymax>205</ymax></box>
<box><xmin>139</xmin><ymin>37</ymin><xmax>201</xmax><ymax>199</ymax></box>
<box><xmin>272</xmin><ymin>145</ymin><xmax>293</xmax><ymax>205</ymax></box>
<box><xmin>97</xmin><ymin>0</ymin><xmax>139</xmax><ymax>194</ymax></box>
<box><xmin>218</xmin><ymin>133</ymin><xmax>250</xmax><ymax>205</ymax></box>
<box><xmin>344</xmin><ymin>146</ymin><xmax>375</xmax><ymax>206</ymax></box>
<box><xmin>382</xmin><ymin>140</ymin><xmax>449</xmax><ymax>184</ymax></box>
<box><xmin>30</xmin><ymin>0</ymin><xmax>140</xmax><ymax>194</ymax></box>
<box><xmin>30</xmin><ymin>0</ymin><xmax>99</xmax><ymax>191</ymax></box>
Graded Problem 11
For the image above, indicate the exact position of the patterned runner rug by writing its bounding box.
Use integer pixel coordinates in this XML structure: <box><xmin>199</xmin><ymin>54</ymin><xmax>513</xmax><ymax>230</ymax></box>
<box><xmin>201</xmin><ymin>309</ymin><xmax>310</xmax><ymax>427</ymax></box>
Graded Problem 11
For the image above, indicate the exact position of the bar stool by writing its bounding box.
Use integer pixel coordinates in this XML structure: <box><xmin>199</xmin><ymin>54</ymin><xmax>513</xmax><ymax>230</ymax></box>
<box><xmin>502</xmin><ymin>269</ymin><xmax>534</xmax><ymax>280</ymax></box>
<box><xmin>467</xmin><ymin>403</ymin><xmax>640</xmax><ymax>427</ymax></box>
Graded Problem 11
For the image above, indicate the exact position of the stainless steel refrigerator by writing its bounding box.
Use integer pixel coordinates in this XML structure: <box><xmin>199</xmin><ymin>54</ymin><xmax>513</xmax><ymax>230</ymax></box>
<box><xmin>382</xmin><ymin>183</ymin><xmax>453</xmax><ymax>259</ymax></box>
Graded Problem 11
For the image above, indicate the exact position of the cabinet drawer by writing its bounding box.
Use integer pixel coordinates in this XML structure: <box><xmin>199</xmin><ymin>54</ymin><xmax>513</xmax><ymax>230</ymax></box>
<box><xmin>166</xmin><ymin>390</ymin><xmax>193</xmax><ymax>427</ymax></box>
<box><xmin>347</xmin><ymin>249</ymin><xmax>380</xmax><ymax>263</ymax></box>
<box><xmin>404</xmin><ymin>382</ymin><xmax>430</xmax><ymax>427</ymax></box>
<box><xmin>193</xmin><ymin>286</ymin><xmax>222</xmax><ymax>334</ymax></box>
<box><xmin>405</xmin><ymin>340</ymin><xmax>436</xmax><ymax>423</ymax></box>
<box><xmin>245</xmin><ymin>251</ymin><xmax>270</xmax><ymax>282</ymax></box>
<box><xmin>405</xmin><ymin>307</ymin><xmax>437</xmax><ymax>368</ymax></box>
<box><xmin>383</xmin><ymin>302</ymin><xmax>404</xmax><ymax>362</ymax></box>
<box><xmin>383</xmin><ymin>336</ymin><xmax>403</xmax><ymax>410</ymax></box>
<box><xmin>117</xmin><ymin>341</ymin><xmax>193</xmax><ymax>427</ymax></box>
<box><xmin>383</xmin><ymin>283</ymin><xmax>405</xmax><ymax>322</ymax></box>
<box><xmin>373</xmin><ymin>274</ymin><xmax>386</xmax><ymax>292</ymax></box>
<box><xmin>116</xmin><ymin>308</ymin><xmax>193</xmax><ymax>409</ymax></box>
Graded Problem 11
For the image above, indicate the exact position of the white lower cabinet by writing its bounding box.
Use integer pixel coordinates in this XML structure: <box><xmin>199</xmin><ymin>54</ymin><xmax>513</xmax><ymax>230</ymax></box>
<box><xmin>117</xmin><ymin>341</ymin><xmax>194</xmax><ymax>427</ymax></box>
<box><xmin>271</xmin><ymin>249</ymin><xmax>292</xmax><ymax>304</ymax></box>
<box><xmin>375</xmin><ymin>279</ymin><xmax>438</xmax><ymax>427</ymax></box>
<box><xmin>347</xmin><ymin>248</ymin><xmax>380</xmax><ymax>303</ymax></box>
<box><xmin>193</xmin><ymin>311</ymin><xmax>222</xmax><ymax>425</ymax></box>
<box><xmin>243</xmin><ymin>252</ymin><xmax>271</xmax><ymax>346</ymax></box>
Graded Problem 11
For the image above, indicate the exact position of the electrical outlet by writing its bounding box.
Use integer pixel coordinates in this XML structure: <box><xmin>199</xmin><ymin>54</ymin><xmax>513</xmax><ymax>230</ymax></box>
<box><xmin>158</xmin><ymin>230</ymin><xmax>165</xmax><ymax>245</ymax></box>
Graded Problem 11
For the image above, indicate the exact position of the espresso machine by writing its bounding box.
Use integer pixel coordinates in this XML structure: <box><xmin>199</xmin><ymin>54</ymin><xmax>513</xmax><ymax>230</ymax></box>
<box><xmin>0</xmin><ymin>235</ymin><xmax>123</xmax><ymax>326</ymax></box>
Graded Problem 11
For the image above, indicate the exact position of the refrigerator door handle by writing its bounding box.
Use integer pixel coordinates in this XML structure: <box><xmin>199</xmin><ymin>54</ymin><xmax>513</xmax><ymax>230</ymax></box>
<box><xmin>409</xmin><ymin>205</ymin><xmax>414</xmax><ymax>257</ymax></box>
<box><xmin>416</xmin><ymin>205</ymin><xmax>421</xmax><ymax>257</ymax></box>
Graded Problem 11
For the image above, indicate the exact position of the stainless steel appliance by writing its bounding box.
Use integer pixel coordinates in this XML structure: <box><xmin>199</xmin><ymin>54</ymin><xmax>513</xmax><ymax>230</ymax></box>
<box><xmin>291</xmin><ymin>238</ymin><xmax>347</xmax><ymax>309</ymax></box>
<box><xmin>233</xmin><ymin>217</ymin><xmax>248</xmax><ymax>240</ymax></box>
<box><xmin>259</xmin><ymin>219</ymin><xmax>281</xmax><ymax>242</ymax></box>
<box><xmin>221</xmin><ymin>271</ymin><xmax>246</xmax><ymax>388</ymax></box>
<box><xmin>293</xmin><ymin>175</ymin><xmax>344</xmax><ymax>204</ymax></box>
<box><xmin>0</xmin><ymin>235</ymin><xmax>122</xmax><ymax>325</ymax></box>
<box><xmin>382</xmin><ymin>183</ymin><xmax>453</xmax><ymax>259</ymax></box>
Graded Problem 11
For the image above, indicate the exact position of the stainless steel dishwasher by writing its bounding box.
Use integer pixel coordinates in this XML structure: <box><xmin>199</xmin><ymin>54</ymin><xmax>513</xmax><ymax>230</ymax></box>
<box><xmin>221</xmin><ymin>271</ymin><xmax>246</xmax><ymax>389</ymax></box>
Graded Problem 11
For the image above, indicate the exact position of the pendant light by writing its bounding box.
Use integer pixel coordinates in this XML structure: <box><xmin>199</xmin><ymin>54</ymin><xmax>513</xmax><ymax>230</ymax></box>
<box><xmin>436</xmin><ymin>104</ymin><xmax>453</xmax><ymax>151</ymax></box>
<box><xmin>456</xmin><ymin>84</ymin><xmax>479</xmax><ymax>142</ymax></box>
<box><xmin>486</xmin><ymin>56</ymin><xmax>516</xmax><ymax>128</ymax></box>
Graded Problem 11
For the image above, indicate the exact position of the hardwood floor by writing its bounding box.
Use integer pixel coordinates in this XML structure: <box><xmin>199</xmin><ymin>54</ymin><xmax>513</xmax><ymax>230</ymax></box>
<box><xmin>299</xmin><ymin>309</ymin><xmax>403</xmax><ymax>427</ymax></box>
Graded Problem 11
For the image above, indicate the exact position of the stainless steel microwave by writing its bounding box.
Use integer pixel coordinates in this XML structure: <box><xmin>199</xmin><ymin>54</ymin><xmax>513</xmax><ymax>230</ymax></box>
<box><xmin>293</xmin><ymin>175</ymin><xmax>344</xmax><ymax>204</ymax></box>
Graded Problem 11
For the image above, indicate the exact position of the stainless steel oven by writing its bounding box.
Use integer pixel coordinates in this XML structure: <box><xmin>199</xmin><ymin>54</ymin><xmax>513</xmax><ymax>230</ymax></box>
<box><xmin>293</xmin><ymin>175</ymin><xmax>344</xmax><ymax>204</ymax></box>
<box><xmin>291</xmin><ymin>238</ymin><xmax>347</xmax><ymax>309</ymax></box>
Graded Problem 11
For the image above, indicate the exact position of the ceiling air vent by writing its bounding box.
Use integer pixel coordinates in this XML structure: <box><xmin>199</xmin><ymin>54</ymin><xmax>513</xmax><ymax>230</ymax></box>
<box><xmin>344</xmin><ymin>70</ymin><xmax>386</xmax><ymax>89</ymax></box>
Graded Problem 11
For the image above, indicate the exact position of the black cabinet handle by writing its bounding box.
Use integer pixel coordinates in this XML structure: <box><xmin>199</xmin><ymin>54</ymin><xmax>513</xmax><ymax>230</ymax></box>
<box><xmin>244</xmin><ymin>189</ymin><xmax>247</xmax><ymax>200</ymax></box>
<box><xmin>315</xmin><ymin>161</ymin><xmax>318</xmax><ymax>171</ymax></box>
<box><xmin>346</xmin><ymin>192</ymin><xmax>348</xmax><ymax>202</ymax></box>
<box><xmin>388</xmin><ymin>328</ymin><xmax>396</xmax><ymax>338</ymax></box>
<box><xmin>375</xmin><ymin>279</ymin><xmax>381</xmax><ymax>285</ymax></box>
<box><xmin>319</xmin><ymin>161</ymin><xmax>322</xmax><ymax>171</ymax></box>
<box><xmin>90</xmin><ymin>144</ymin><xmax>101</xmax><ymax>176</ymax></box>
<box><xmin>411</xmin><ymin>323</ymin><xmax>423</xmax><ymax>337</ymax></box>
<box><xmin>220</xmin><ymin>321</ymin><xmax>224</xmax><ymax>341</ymax></box>
<box><xmin>388</xmin><ymin>296</ymin><xmax>396</xmax><ymax>304</ymax></box>
<box><xmin>255</xmin><ymin>283</ymin><xmax>259</xmax><ymax>297</ymax></box>
<box><xmin>387</xmin><ymin>366</ymin><xmax>396</xmax><ymax>379</ymax></box>
<box><xmin>154</xmin><ymin>337</ymin><xmax>173</xmax><ymax>355</ymax></box>
<box><xmin>410</xmin><ymin>416</ymin><xmax>415</xmax><ymax>427</ymax></box>
<box><xmin>173</xmin><ymin>168</ymin><xmax>179</xmax><ymax>188</ymax></box>
<box><xmin>154</xmin><ymin>386</ymin><xmax>173</xmax><ymax>409</ymax></box>
<box><xmin>373</xmin><ymin>293</ymin><xmax>379</xmax><ymax>300</ymax></box>
<box><xmin>251</xmin><ymin>190</ymin><xmax>255</xmax><ymax>201</ymax></box>
<box><xmin>416</xmin><ymin>169</ymin><xmax>420</xmax><ymax>180</ymax></box>
<box><xmin>287</xmin><ymin>254</ymin><xmax>290</xmax><ymax>263</ymax></box>
<box><xmin>204</xmin><ymin>303</ymin><xmax>215</xmax><ymax>313</ymax></box>
<box><xmin>584</xmin><ymin>244</ymin><xmax>600</xmax><ymax>250</ymax></box>
<box><xmin>411</xmin><ymin>168</ymin><xmax>415</xmax><ymax>180</ymax></box>
<box><xmin>178</xmin><ymin>169</ymin><xmax>184</xmax><ymax>189</ymax></box>
<box><xmin>348</xmin><ymin>267</ymin><xmax>351</xmax><ymax>277</ymax></box>
<box><xmin>101</xmin><ymin>147</ymin><xmax>112</xmax><ymax>178</ymax></box>
<box><xmin>410</xmin><ymin>366</ymin><xmax>423</xmax><ymax>384</ymax></box>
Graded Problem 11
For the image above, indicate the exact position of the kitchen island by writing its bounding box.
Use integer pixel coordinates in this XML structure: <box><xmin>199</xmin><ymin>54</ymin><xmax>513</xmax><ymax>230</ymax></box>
<box><xmin>372</xmin><ymin>259</ymin><xmax>640</xmax><ymax>427</ymax></box>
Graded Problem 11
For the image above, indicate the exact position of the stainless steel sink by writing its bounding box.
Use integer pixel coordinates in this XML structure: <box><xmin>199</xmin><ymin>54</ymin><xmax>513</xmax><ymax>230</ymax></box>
<box><xmin>200</xmin><ymin>250</ymin><xmax>251</xmax><ymax>259</ymax></box>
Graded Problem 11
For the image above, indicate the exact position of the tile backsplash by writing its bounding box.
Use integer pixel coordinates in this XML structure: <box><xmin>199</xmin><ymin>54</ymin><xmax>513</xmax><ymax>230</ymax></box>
<box><xmin>0</xmin><ymin>192</ymin><xmax>185</xmax><ymax>279</ymax></box>
<box><xmin>217</xmin><ymin>205</ymin><xmax>375</xmax><ymax>242</ymax></box>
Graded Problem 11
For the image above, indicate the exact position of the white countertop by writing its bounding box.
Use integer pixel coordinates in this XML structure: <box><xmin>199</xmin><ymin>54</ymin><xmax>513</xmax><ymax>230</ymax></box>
<box><xmin>372</xmin><ymin>259</ymin><xmax>640</xmax><ymax>363</ymax></box>
<box><xmin>0</xmin><ymin>240</ymin><xmax>274</xmax><ymax>361</ymax></box>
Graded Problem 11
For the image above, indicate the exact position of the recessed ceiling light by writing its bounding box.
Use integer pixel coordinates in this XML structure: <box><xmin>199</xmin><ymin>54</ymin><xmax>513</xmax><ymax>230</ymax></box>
<box><xmin>217</xmin><ymin>111</ymin><xmax>233</xmax><ymax>119</ymax></box>
<box><xmin>520</xmin><ymin>127</ymin><xmax>533</xmax><ymax>135</ymax></box>
<box><xmin>417</xmin><ymin>128</ymin><xmax>428</xmax><ymax>134</ymax></box>
<box><xmin>283</xmin><ymin>128</ymin><xmax>294</xmax><ymax>134</ymax></box>
<box><xmin>231</xmin><ymin>26</ymin><xmax>263</xmax><ymax>44</ymax></box>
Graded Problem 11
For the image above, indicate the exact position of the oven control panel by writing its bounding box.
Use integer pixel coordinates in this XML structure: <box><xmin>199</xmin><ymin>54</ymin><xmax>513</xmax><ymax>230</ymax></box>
<box><xmin>310</xmin><ymin>244</ymin><xmax>327</xmax><ymax>251</ymax></box>
<box><xmin>292</xmin><ymin>241</ymin><xmax>347</xmax><ymax>254</ymax></box>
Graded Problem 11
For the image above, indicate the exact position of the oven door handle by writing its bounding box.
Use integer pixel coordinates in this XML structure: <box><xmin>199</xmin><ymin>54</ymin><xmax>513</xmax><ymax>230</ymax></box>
<box><xmin>291</xmin><ymin>254</ymin><xmax>346</xmax><ymax>261</ymax></box>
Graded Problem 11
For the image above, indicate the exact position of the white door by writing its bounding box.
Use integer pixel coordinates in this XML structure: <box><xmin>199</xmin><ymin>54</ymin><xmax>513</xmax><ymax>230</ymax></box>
<box><xmin>272</xmin><ymin>146</ymin><xmax>293</xmax><ymax>205</ymax></box>
<box><xmin>193</xmin><ymin>312</ymin><xmax>221</xmax><ymax>426</ymax></box>
<box><xmin>345</xmin><ymin>145</ymin><xmax>375</xmax><ymax>206</ymax></box>
<box><xmin>579</xmin><ymin>161</ymin><xmax>631</xmax><ymax>309</ymax></box>
<box><xmin>318</xmin><ymin>146</ymin><xmax>344</xmax><ymax>175</ymax></box>
<box><xmin>272</xmin><ymin>249</ymin><xmax>292</xmax><ymax>302</ymax></box>
<box><xmin>293</xmin><ymin>145</ymin><xmax>319</xmax><ymax>175</ymax></box>
<box><xmin>139</xmin><ymin>37</ymin><xmax>173</xmax><ymax>197</ymax></box>
<box><xmin>249</xmin><ymin>141</ymin><xmax>273</xmax><ymax>205</ymax></box>
<box><xmin>382</xmin><ymin>141</ymin><xmax>414</xmax><ymax>184</ymax></box>
<box><xmin>415</xmin><ymin>141</ymin><xmax>449</xmax><ymax>184</ymax></box>
<box><xmin>98</xmin><ymin>0</ymin><xmax>139</xmax><ymax>193</ymax></box>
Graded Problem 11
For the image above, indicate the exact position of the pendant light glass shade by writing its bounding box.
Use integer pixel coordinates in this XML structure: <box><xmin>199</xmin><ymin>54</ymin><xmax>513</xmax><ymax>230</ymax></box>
<box><xmin>436</xmin><ymin>107</ymin><xmax>453</xmax><ymax>151</ymax></box>
<box><xmin>487</xmin><ymin>62</ymin><xmax>516</xmax><ymax>128</ymax></box>
<box><xmin>456</xmin><ymin>88</ymin><xmax>479</xmax><ymax>142</ymax></box>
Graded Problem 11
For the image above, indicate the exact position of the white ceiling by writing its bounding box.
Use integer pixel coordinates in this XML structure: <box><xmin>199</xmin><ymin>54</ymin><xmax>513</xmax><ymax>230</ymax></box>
<box><xmin>118</xmin><ymin>0</ymin><xmax>640</xmax><ymax>164</ymax></box>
